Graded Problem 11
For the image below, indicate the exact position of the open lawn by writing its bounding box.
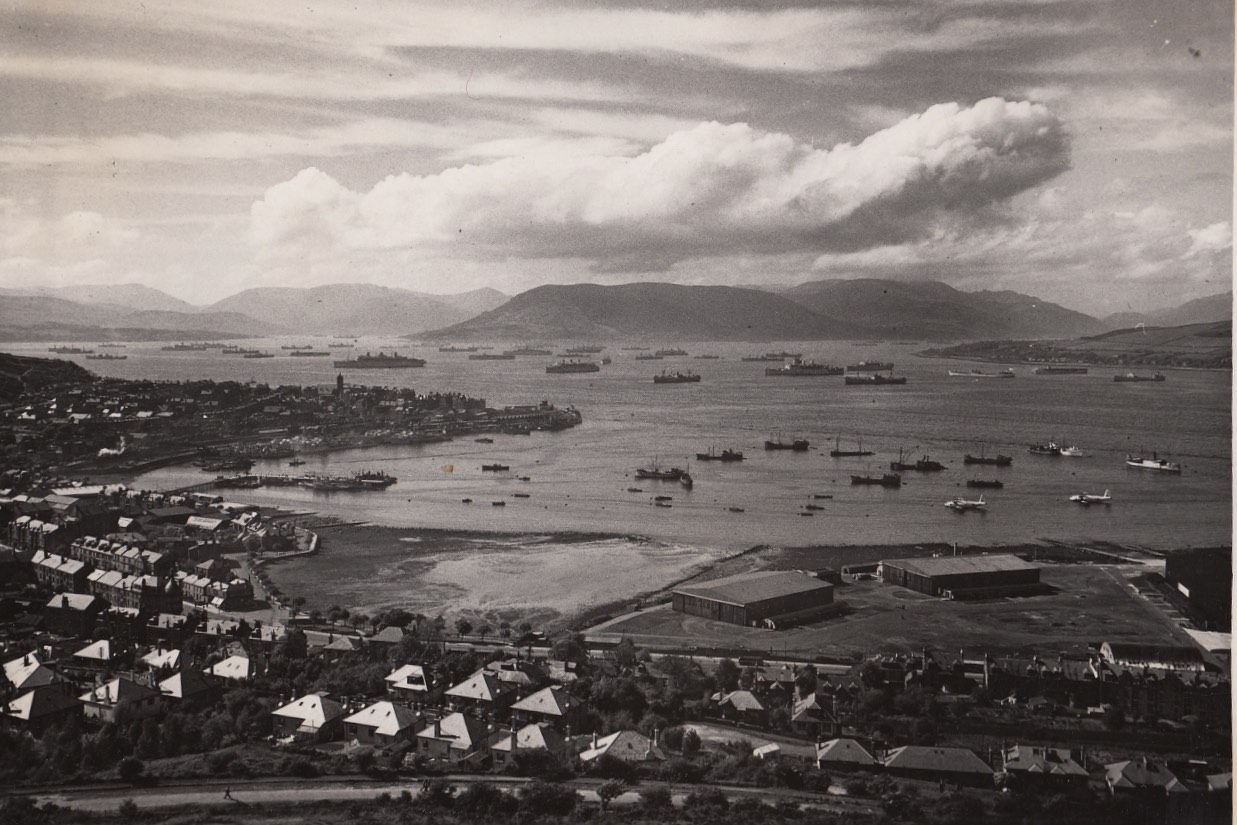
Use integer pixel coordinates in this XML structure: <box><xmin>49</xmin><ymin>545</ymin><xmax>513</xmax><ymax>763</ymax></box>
<box><xmin>589</xmin><ymin>564</ymin><xmax>1191</xmax><ymax>658</ymax></box>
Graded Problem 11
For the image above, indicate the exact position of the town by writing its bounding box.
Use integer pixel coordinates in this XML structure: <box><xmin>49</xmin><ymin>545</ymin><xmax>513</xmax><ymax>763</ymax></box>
<box><xmin>0</xmin><ymin>351</ymin><xmax>1230</xmax><ymax>824</ymax></box>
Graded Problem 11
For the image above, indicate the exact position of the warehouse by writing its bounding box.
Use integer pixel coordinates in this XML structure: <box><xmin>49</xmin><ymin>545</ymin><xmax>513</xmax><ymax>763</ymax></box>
<box><xmin>879</xmin><ymin>554</ymin><xmax>1040</xmax><ymax>599</ymax></box>
<box><xmin>672</xmin><ymin>570</ymin><xmax>835</xmax><ymax>628</ymax></box>
<box><xmin>1164</xmin><ymin>547</ymin><xmax>1231</xmax><ymax>631</ymax></box>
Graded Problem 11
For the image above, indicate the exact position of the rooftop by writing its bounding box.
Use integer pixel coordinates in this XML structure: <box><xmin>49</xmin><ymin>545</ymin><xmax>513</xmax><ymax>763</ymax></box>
<box><xmin>882</xmin><ymin>554</ymin><xmax>1038</xmax><ymax>578</ymax></box>
<box><xmin>674</xmin><ymin>569</ymin><xmax>832</xmax><ymax>607</ymax></box>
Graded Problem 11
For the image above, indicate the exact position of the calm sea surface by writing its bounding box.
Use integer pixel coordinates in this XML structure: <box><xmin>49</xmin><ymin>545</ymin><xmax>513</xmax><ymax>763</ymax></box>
<box><xmin>17</xmin><ymin>339</ymin><xmax>1231</xmax><ymax>551</ymax></box>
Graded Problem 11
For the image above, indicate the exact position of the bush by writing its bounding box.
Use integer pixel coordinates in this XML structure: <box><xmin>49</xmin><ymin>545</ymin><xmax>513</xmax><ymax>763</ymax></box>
<box><xmin>456</xmin><ymin>782</ymin><xmax>515</xmax><ymax>819</ymax></box>
<box><xmin>640</xmin><ymin>787</ymin><xmax>673</xmax><ymax>812</ymax></box>
<box><xmin>286</xmin><ymin>758</ymin><xmax>319</xmax><ymax>778</ymax></box>
<box><xmin>118</xmin><ymin>757</ymin><xmax>145</xmax><ymax>784</ymax></box>
<box><xmin>596</xmin><ymin>779</ymin><xmax>627</xmax><ymax>812</ymax></box>
<box><xmin>683</xmin><ymin>787</ymin><xmax>728</xmax><ymax>813</ymax></box>
<box><xmin>118</xmin><ymin>799</ymin><xmax>139</xmax><ymax>817</ymax></box>
<box><xmin>681</xmin><ymin>729</ymin><xmax>702</xmax><ymax>755</ymax></box>
<box><xmin>228</xmin><ymin>758</ymin><xmax>251</xmax><ymax>779</ymax></box>
<box><xmin>418</xmin><ymin>778</ymin><xmax>455</xmax><ymax>809</ymax></box>
<box><xmin>519</xmin><ymin>779</ymin><xmax>577</xmax><ymax>816</ymax></box>
<box><xmin>207</xmin><ymin>750</ymin><xmax>237</xmax><ymax>775</ymax></box>
<box><xmin>662</xmin><ymin>726</ymin><xmax>686</xmax><ymax>751</ymax></box>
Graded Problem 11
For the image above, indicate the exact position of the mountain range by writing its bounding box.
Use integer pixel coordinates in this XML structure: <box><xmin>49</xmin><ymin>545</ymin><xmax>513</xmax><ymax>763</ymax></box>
<box><xmin>1103</xmin><ymin>291</ymin><xmax>1232</xmax><ymax>330</ymax></box>
<box><xmin>0</xmin><ymin>294</ymin><xmax>275</xmax><ymax>342</ymax></box>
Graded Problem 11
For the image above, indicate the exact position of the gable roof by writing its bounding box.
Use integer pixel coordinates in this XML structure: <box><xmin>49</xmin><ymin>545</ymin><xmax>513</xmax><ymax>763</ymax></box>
<box><xmin>579</xmin><ymin>730</ymin><xmax>665</xmax><ymax>763</ymax></box>
<box><xmin>158</xmin><ymin>670</ymin><xmax>219</xmax><ymax>700</ymax></box>
<box><xmin>344</xmin><ymin>701</ymin><xmax>418</xmax><ymax>736</ymax></box>
<box><xmin>416</xmin><ymin>711</ymin><xmax>487</xmax><ymax>751</ymax></box>
<box><xmin>1106</xmin><ymin>759</ymin><xmax>1189</xmax><ymax>793</ymax></box>
<box><xmin>491</xmin><ymin>722</ymin><xmax>566</xmax><ymax>754</ymax></box>
<box><xmin>81</xmin><ymin>677</ymin><xmax>161</xmax><ymax>706</ymax></box>
<box><xmin>3</xmin><ymin>654</ymin><xmax>56</xmax><ymax>692</ymax></box>
<box><xmin>140</xmin><ymin>648</ymin><xmax>181</xmax><ymax>670</ymax></box>
<box><xmin>511</xmin><ymin>686</ymin><xmax>578</xmax><ymax>717</ymax></box>
<box><xmin>884</xmin><ymin>746</ymin><xmax>993</xmax><ymax>776</ymax></box>
<box><xmin>73</xmin><ymin>639</ymin><xmax>114</xmax><ymax>662</ymax></box>
<box><xmin>446</xmin><ymin>669</ymin><xmax>509</xmax><ymax>703</ymax></box>
<box><xmin>674</xmin><ymin>569</ymin><xmax>832</xmax><ymax>606</ymax></box>
<box><xmin>205</xmin><ymin>654</ymin><xmax>253</xmax><ymax>680</ymax></box>
<box><xmin>385</xmin><ymin>664</ymin><xmax>429</xmax><ymax>690</ymax></box>
<box><xmin>1003</xmin><ymin>745</ymin><xmax>1088</xmax><ymax>777</ymax></box>
<box><xmin>719</xmin><ymin>690</ymin><xmax>765</xmax><ymax>712</ymax></box>
<box><xmin>882</xmin><ymin>554</ymin><xmax>1037</xmax><ymax>578</ymax></box>
<box><xmin>369</xmin><ymin>625</ymin><xmax>408</xmax><ymax>645</ymax></box>
<box><xmin>273</xmin><ymin>693</ymin><xmax>344</xmax><ymax>730</ymax></box>
<box><xmin>7</xmin><ymin>683</ymin><xmax>81</xmax><ymax>721</ymax></box>
<box><xmin>816</xmin><ymin>738</ymin><xmax>877</xmax><ymax>766</ymax></box>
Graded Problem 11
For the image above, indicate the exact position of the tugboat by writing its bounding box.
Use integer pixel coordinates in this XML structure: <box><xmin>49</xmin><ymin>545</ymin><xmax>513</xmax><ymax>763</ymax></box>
<box><xmin>653</xmin><ymin>370</ymin><xmax>701</xmax><ymax>384</ymax></box>
<box><xmin>964</xmin><ymin>447</ymin><xmax>1012</xmax><ymax>466</ymax></box>
<box><xmin>696</xmin><ymin>446</ymin><xmax>744</xmax><ymax>462</ymax></box>
<box><xmin>851</xmin><ymin>473</ymin><xmax>902</xmax><ymax>487</ymax></box>
<box><xmin>1125</xmin><ymin>453</ymin><xmax>1182</xmax><ymax>473</ymax></box>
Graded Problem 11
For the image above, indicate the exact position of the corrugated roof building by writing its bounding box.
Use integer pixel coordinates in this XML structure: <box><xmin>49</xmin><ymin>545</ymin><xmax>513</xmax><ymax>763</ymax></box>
<box><xmin>879</xmin><ymin>554</ymin><xmax>1040</xmax><ymax>598</ymax></box>
<box><xmin>672</xmin><ymin>570</ymin><xmax>834</xmax><ymax>627</ymax></box>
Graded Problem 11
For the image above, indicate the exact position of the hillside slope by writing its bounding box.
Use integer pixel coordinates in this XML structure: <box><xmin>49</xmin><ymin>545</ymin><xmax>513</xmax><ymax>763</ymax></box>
<box><xmin>0</xmin><ymin>295</ymin><xmax>275</xmax><ymax>342</ymax></box>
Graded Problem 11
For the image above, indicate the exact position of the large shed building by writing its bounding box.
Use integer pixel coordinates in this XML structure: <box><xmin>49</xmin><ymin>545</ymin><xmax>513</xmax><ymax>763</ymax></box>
<box><xmin>1164</xmin><ymin>547</ymin><xmax>1231</xmax><ymax>631</ymax></box>
<box><xmin>672</xmin><ymin>570</ymin><xmax>835</xmax><ymax>628</ymax></box>
<box><xmin>879</xmin><ymin>554</ymin><xmax>1040</xmax><ymax>599</ymax></box>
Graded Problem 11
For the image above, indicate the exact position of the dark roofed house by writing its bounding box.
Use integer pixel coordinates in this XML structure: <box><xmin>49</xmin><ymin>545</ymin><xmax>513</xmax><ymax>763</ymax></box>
<box><xmin>815</xmin><ymin>738</ymin><xmax>878</xmax><ymax>771</ymax></box>
<box><xmin>1105</xmin><ymin>757</ymin><xmax>1189</xmax><ymax>797</ymax></box>
<box><xmin>882</xmin><ymin>745</ymin><xmax>995</xmax><ymax>788</ymax></box>
<box><xmin>5</xmin><ymin>682</ymin><xmax>81</xmax><ymax>734</ymax></box>
<box><xmin>43</xmin><ymin>592</ymin><xmax>107</xmax><ymax>637</ymax></box>
<box><xmin>673</xmin><ymin>570</ymin><xmax>835</xmax><ymax>628</ymax></box>
<box><xmin>1000</xmin><ymin>745</ymin><xmax>1089</xmax><ymax>790</ymax></box>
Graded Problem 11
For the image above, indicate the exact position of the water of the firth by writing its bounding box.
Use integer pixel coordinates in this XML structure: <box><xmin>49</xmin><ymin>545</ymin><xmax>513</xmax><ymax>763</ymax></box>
<box><xmin>23</xmin><ymin>339</ymin><xmax>1229</xmax><ymax>551</ymax></box>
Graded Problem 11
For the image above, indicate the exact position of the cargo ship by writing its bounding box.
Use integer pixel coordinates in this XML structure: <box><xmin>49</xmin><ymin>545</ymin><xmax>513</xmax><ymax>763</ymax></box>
<box><xmin>844</xmin><ymin>373</ymin><xmax>907</xmax><ymax>385</ymax></box>
<box><xmin>332</xmin><ymin>351</ymin><xmax>426</xmax><ymax>368</ymax></box>
<box><xmin>829</xmin><ymin>436</ymin><xmax>872</xmax><ymax>457</ymax></box>
<box><xmin>469</xmin><ymin>353</ymin><xmax>516</xmax><ymax>360</ymax></box>
<box><xmin>439</xmin><ymin>345</ymin><xmax>479</xmax><ymax>352</ymax></box>
<box><xmin>696</xmin><ymin>447</ymin><xmax>744</xmax><ymax>462</ymax></box>
<box><xmin>963</xmin><ymin>447</ymin><xmax>1012</xmax><ymax>466</ymax></box>
<box><xmin>635</xmin><ymin>460</ymin><xmax>685</xmax><ymax>480</ymax></box>
<box><xmin>765</xmin><ymin>351</ymin><xmax>802</xmax><ymax>359</ymax></box>
<box><xmin>890</xmin><ymin>450</ymin><xmax>945</xmax><ymax>472</ymax></box>
<box><xmin>851</xmin><ymin>473</ymin><xmax>901</xmax><ymax>487</ymax></box>
<box><xmin>948</xmin><ymin>369</ymin><xmax>1015</xmax><ymax>378</ymax></box>
<box><xmin>546</xmin><ymin>359</ymin><xmax>600</xmax><ymax>374</ymax></box>
<box><xmin>281</xmin><ymin>344</ymin><xmax>312</xmax><ymax>350</ymax></box>
<box><xmin>741</xmin><ymin>355</ymin><xmax>784</xmax><ymax>362</ymax></box>
<box><xmin>1125</xmin><ymin>453</ymin><xmax>1181</xmax><ymax>473</ymax></box>
<box><xmin>565</xmin><ymin>345</ymin><xmax>604</xmax><ymax>353</ymax></box>
<box><xmin>503</xmin><ymin>346</ymin><xmax>552</xmax><ymax>356</ymax></box>
<box><xmin>1027</xmin><ymin>441</ymin><xmax>1062</xmax><ymax>456</ymax></box>
<box><xmin>847</xmin><ymin>360</ymin><xmax>894</xmax><ymax>372</ymax></box>
<box><xmin>653</xmin><ymin>370</ymin><xmax>701</xmax><ymax>384</ymax></box>
<box><xmin>765</xmin><ymin>435</ymin><xmax>809</xmax><ymax>451</ymax></box>
<box><xmin>635</xmin><ymin>354</ymin><xmax>664</xmax><ymax>361</ymax></box>
<box><xmin>1033</xmin><ymin>366</ymin><xmax>1088</xmax><ymax>375</ymax></box>
<box><xmin>766</xmin><ymin>358</ymin><xmax>844</xmax><ymax>377</ymax></box>
<box><xmin>966</xmin><ymin>479</ymin><xmax>1004</xmax><ymax>489</ymax></box>
<box><xmin>243</xmin><ymin>351</ymin><xmax>275</xmax><ymax>359</ymax></box>
<box><xmin>161</xmin><ymin>342</ymin><xmax>211</xmax><ymax>351</ymax></box>
<box><xmin>1114</xmin><ymin>372</ymin><xmax>1166</xmax><ymax>382</ymax></box>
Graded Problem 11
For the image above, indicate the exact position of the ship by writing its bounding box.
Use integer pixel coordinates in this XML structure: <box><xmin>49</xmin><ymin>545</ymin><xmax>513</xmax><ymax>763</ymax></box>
<box><xmin>693</xmin><ymin>354</ymin><xmax>720</xmax><ymax>360</ymax></box>
<box><xmin>281</xmin><ymin>344</ymin><xmax>312</xmax><ymax>350</ymax></box>
<box><xmin>765</xmin><ymin>435</ymin><xmax>809</xmax><ymax>451</ymax></box>
<box><xmin>889</xmin><ymin>450</ymin><xmax>945</xmax><ymax>472</ymax></box>
<box><xmin>600</xmin><ymin>355</ymin><xmax>612</xmax><ymax>365</ymax></box>
<box><xmin>634</xmin><ymin>354</ymin><xmax>665</xmax><ymax>361</ymax></box>
<box><xmin>680</xmin><ymin>471</ymin><xmax>694</xmax><ymax>489</ymax></box>
<box><xmin>332</xmin><ymin>351</ymin><xmax>426</xmax><ymax>368</ymax></box>
<box><xmin>546</xmin><ymin>359</ymin><xmax>600</xmax><ymax>374</ymax></box>
<box><xmin>847</xmin><ymin>360</ymin><xmax>895</xmax><ymax>372</ymax></box>
<box><xmin>328</xmin><ymin>342</ymin><xmax>353</xmax><ymax>348</ymax></box>
<box><xmin>196</xmin><ymin>458</ymin><xmax>255</xmax><ymax>472</ymax></box>
<box><xmin>289</xmin><ymin>350</ymin><xmax>330</xmax><ymax>357</ymax></box>
<box><xmin>966</xmin><ymin>479</ymin><xmax>1004</xmax><ymax>489</ymax></box>
<box><xmin>948</xmin><ymin>369</ymin><xmax>1015</xmax><ymax>378</ymax></box>
<box><xmin>635</xmin><ymin>459</ymin><xmax>685</xmax><ymax>480</ymax></box>
<box><xmin>696</xmin><ymin>446</ymin><xmax>744</xmax><ymax>462</ymax></box>
<box><xmin>766</xmin><ymin>358</ymin><xmax>844</xmax><ymax>377</ymax></box>
<box><xmin>1027</xmin><ymin>441</ymin><xmax>1062</xmax><ymax>456</ymax></box>
<box><xmin>1125</xmin><ymin>453</ymin><xmax>1182</xmax><ymax>473</ymax></box>
<box><xmin>653</xmin><ymin>370</ymin><xmax>701</xmax><ymax>384</ymax></box>
<box><xmin>1059</xmin><ymin>446</ymin><xmax>1086</xmax><ymax>457</ymax></box>
<box><xmin>829</xmin><ymin>436</ymin><xmax>872</xmax><ymax>457</ymax></box>
<box><xmin>439</xmin><ymin>345</ymin><xmax>479</xmax><ymax>353</ymax></box>
<box><xmin>503</xmin><ymin>346</ymin><xmax>553</xmax><ymax>356</ymax></box>
<box><xmin>1114</xmin><ymin>372</ymin><xmax>1166</xmax><ymax>382</ymax></box>
<box><xmin>288</xmin><ymin>458</ymin><xmax>306</xmax><ymax>466</ymax></box>
<box><xmin>85</xmin><ymin>353</ymin><xmax>127</xmax><ymax>360</ymax></box>
<box><xmin>655</xmin><ymin>348</ymin><xmax>688</xmax><ymax>357</ymax></box>
<box><xmin>765</xmin><ymin>351</ymin><xmax>802</xmax><ymax>359</ymax></box>
<box><xmin>354</xmin><ymin>470</ymin><xmax>397</xmax><ymax>487</ymax></box>
<box><xmin>48</xmin><ymin>346</ymin><xmax>94</xmax><ymax>354</ymax></box>
<box><xmin>243</xmin><ymin>352</ymin><xmax>275</xmax><ymax>359</ymax></box>
<box><xmin>565</xmin><ymin>345</ymin><xmax>604</xmax><ymax>353</ymax></box>
<box><xmin>851</xmin><ymin>473</ymin><xmax>902</xmax><ymax>487</ymax></box>
<box><xmin>844</xmin><ymin>373</ymin><xmax>907</xmax><ymax>385</ymax></box>
<box><xmin>161</xmin><ymin>342</ymin><xmax>211</xmax><ymax>351</ymax></box>
<box><xmin>963</xmin><ymin>448</ymin><xmax>1012</xmax><ymax>466</ymax></box>
<box><xmin>97</xmin><ymin>343</ymin><xmax>127</xmax><ymax>348</ymax></box>
<box><xmin>481</xmin><ymin>463</ymin><xmax>510</xmax><ymax>472</ymax></box>
<box><xmin>469</xmin><ymin>353</ymin><xmax>517</xmax><ymax>360</ymax></box>
<box><xmin>1033</xmin><ymin>366</ymin><xmax>1088</xmax><ymax>375</ymax></box>
<box><xmin>214</xmin><ymin>474</ymin><xmax>261</xmax><ymax>489</ymax></box>
<box><xmin>741</xmin><ymin>355</ymin><xmax>785</xmax><ymax>362</ymax></box>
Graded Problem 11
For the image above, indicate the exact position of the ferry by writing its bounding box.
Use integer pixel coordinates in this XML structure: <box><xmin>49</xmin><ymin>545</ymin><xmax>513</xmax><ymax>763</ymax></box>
<box><xmin>847</xmin><ymin>360</ymin><xmax>895</xmax><ymax>372</ymax></box>
<box><xmin>948</xmin><ymin>369</ymin><xmax>1015</xmax><ymax>378</ymax></box>
<box><xmin>332</xmin><ymin>351</ymin><xmax>426</xmax><ymax>368</ymax></box>
<box><xmin>1114</xmin><ymin>372</ymin><xmax>1166</xmax><ymax>382</ymax></box>
<box><xmin>844</xmin><ymin>373</ymin><xmax>907</xmax><ymax>385</ymax></box>
<box><xmin>653</xmin><ymin>370</ymin><xmax>701</xmax><ymax>384</ymax></box>
<box><xmin>765</xmin><ymin>358</ymin><xmax>844</xmax><ymax>377</ymax></box>
<box><xmin>1125</xmin><ymin>453</ymin><xmax>1181</xmax><ymax>473</ymax></box>
<box><xmin>546</xmin><ymin>359</ymin><xmax>600</xmax><ymax>374</ymax></box>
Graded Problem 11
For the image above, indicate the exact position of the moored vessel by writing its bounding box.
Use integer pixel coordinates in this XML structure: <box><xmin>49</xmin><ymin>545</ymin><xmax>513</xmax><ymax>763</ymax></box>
<box><xmin>844</xmin><ymin>373</ymin><xmax>907</xmax><ymax>385</ymax></box>
<box><xmin>851</xmin><ymin>473</ymin><xmax>902</xmax><ymax>487</ymax></box>
<box><xmin>765</xmin><ymin>358</ymin><xmax>844</xmax><ymax>377</ymax></box>
<box><xmin>696</xmin><ymin>446</ymin><xmax>744</xmax><ymax>462</ymax></box>
<box><xmin>332</xmin><ymin>351</ymin><xmax>426</xmax><ymax>368</ymax></box>
<box><xmin>653</xmin><ymin>370</ymin><xmax>701</xmax><ymax>384</ymax></box>
<box><xmin>847</xmin><ymin>360</ymin><xmax>894</xmax><ymax>372</ymax></box>
<box><xmin>546</xmin><ymin>359</ymin><xmax>600</xmax><ymax>374</ymax></box>
<box><xmin>1125</xmin><ymin>453</ymin><xmax>1181</xmax><ymax>473</ymax></box>
<box><xmin>1114</xmin><ymin>372</ymin><xmax>1166</xmax><ymax>382</ymax></box>
<box><xmin>1033</xmin><ymin>366</ymin><xmax>1088</xmax><ymax>375</ymax></box>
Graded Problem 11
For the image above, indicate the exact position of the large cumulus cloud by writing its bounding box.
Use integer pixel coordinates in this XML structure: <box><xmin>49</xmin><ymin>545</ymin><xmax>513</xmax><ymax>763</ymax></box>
<box><xmin>250</xmin><ymin>97</ymin><xmax>1068</xmax><ymax>270</ymax></box>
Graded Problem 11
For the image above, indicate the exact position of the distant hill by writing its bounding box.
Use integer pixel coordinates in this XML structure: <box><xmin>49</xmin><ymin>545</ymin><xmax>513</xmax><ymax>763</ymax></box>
<box><xmin>1104</xmin><ymin>291</ymin><xmax>1232</xmax><ymax>329</ymax></box>
<box><xmin>421</xmin><ymin>282</ymin><xmax>866</xmax><ymax>341</ymax></box>
<box><xmin>0</xmin><ymin>295</ymin><xmax>276</xmax><ymax>342</ymax></box>
<box><xmin>781</xmin><ymin>279</ymin><xmax>1105</xmax><ymax>340</ymax></box>
<box><xmin>922</xmin><ymin>320</ymin><xmax>1231</xmax><ymax>369</ymax></box>
<box><xmin>210</xmin><ymin>284</ymin><xmax>502</xmax><ymax>335</ymax></box>
<box><xmin>0</xmin><ymin>352</ymin><xmax>94</xmax><ymax>402</ymax></box>
<box><xmin>0</xmin><ymin>283</ymin><xmax>197</xmax><ymax>313</ymax></box>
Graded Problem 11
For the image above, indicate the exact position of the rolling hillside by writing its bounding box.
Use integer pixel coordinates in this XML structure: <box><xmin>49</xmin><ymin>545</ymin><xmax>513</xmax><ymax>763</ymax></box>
<box><xmin>0</xmin><ymin>295</ymin><xmax>277</xmax><ymax>342</ymax></box>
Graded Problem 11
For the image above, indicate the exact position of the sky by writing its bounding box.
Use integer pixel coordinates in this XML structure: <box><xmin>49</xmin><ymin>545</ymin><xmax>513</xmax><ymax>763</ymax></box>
<box><xmin>0</xmin><ymin>0</ymin><xmax>1231</xmax><ymax>316</ymax></box>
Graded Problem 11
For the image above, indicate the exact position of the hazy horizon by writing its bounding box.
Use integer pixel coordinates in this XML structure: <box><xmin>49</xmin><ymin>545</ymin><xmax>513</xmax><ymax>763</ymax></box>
<box><xmin>2</xmin><ymin>1</ymin><xmax>1231</xmax><ymax>316</ymax></box>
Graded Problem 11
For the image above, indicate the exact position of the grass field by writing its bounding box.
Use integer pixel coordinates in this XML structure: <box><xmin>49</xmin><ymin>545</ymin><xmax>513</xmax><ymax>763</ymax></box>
<box><xmin>590</xmin><ymin>563</ymin><xmax>1190</xmax><ymax>658</ymax></box>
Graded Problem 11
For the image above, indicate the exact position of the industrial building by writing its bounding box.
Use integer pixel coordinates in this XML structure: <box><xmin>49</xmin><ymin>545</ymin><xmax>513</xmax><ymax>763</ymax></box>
<box><xmin>879</xmin><ymin>554</ymin><xmax>1040</xmax><ymax>599</ymax></box>
<box><xmin>1164</xmin><ymin>547</ymin><xmax>1231</xmax><ymax>631</ymax></box>
<box><xmin>672</xmin><ymin>570</ymin><xmax>835</xmax><ymax>628</ymax></box>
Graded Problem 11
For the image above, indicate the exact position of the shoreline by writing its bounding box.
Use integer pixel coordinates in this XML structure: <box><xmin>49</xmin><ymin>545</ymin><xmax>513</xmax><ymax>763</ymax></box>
<box><xmin>915</xmin><ymin>351</ymin><xmax>1232</xmax><ymax>372</ymax></box>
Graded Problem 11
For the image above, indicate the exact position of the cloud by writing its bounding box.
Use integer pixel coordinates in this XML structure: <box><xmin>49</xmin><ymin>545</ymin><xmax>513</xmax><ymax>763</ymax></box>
<box><xmin>250</xmin><ymin>97</ymin><xmax>1069</xmax><ymax>272</ymax></box>
<box><xmin>1184</xmin><ymin>221</ymin><xmax>1232</xmax><ymax>257</ymax></box>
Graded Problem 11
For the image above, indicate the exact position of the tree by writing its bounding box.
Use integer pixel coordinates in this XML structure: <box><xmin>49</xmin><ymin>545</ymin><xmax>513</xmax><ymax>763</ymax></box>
<box><xmin>117</xmin><ymin>757</ymin><xmax>145</xmax><ymax>784</ymax></box>
<box><xmin>454</xmin><ymin>617</ymin><xmax>473</xmax><ymax>637</ymax></box>
<box><xmin>682</xmin><ymin>728</ymin><xmax>702</xmax><ymax>755</ymax></box>
<box><xmin>476</xmin><ymin>624</ymin><xmax>492</xmax><ymax>642</ymax></box>
<box><xmin>1103</xmin><ymin>704</ymin><xmax>1126</xmax><ymax>731</ymax></box>
<box><xmin>596</xmin><ymin>779</ymin><xmax>627</xmax><ymax>812</ymax></box>
<box><xmin>715</xmin><ymin>658</ymin><xmax>741</xmax><ymax>692</ymax></box>
<box><xmin>518</xmin><ymin>780</ymin><xmax>577</xmax><ymax>816</ymax></box>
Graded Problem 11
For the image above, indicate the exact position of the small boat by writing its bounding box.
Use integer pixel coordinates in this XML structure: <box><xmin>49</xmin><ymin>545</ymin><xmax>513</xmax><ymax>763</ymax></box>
<box><xmin>462</xmin><ymin>498</ymin><xmax>473</xmax><ymax>503</ymax></box>
<box><xmin>626</xmin><ymin>487</ymin><xmax>644</xmax><ymax>493</ymax></box>
<box><xmin>1114</xmin><ymin>372</ymin><xmax>1166</xmax><ymax>382</ymax></box>
<box><xmin>492</xmin><ymin>501</ymin><xmax>506</xmax><ymax>507</ymax></box>
<box><xmin>805</xmin><ymin>504</ymin><xmax>825</xmax><ymax>511</ymax></box>
<box><xmin>653</xmin><ymin>495</ymin><xmax>673</xmax><ymax>501</ymax></box>
<box><xmin>512</xmin><ymin>493</ymin><xmax>530</xmax><ymax>498</ymax></box>
<box><xmin>966</xmin><ymin>479</ymin><xmax>1004</xmax><ymax>489</ymax></box>
<box><xmin>679</xmin><ymin>472</ymin><xmax>694</xmax><ymax>489</ymax></box>
<box><xmin>288</xmin><ymin>459</ymin><xmax>306</xmax><ymax>467</ymax></box>
<box><xmin>1059</xmin><ymin>446</ymin><xmax>1086</xmax><ymax>457</ymax></box>
<box><xmin>475</xmin><ymin>437</ymin><xmax>494</xmax><ymax>444</ymax></box>
<box><xmin>600</xmin><ymin>356</ymin><xmax>612</xmax><ymax>365</ymax></box>
<box><xmin>812</xmin><ymin>494</ymin><xmax>833</xmax><ymax>500</ymax></box>
<box><xmin>851</xmin><ymin>473</ymin><xmax>902</xmax><ymax>487</ymax></box>
<box><xmin>1126</xmin><ymin>453</ymin><xmax>1181</xmax><ymax>473</ymax></box>
<box><xmin>655</xmin><ymin>502</ymin><xmax>672</xmax><ymax>508</ymax></box>
<box><xmin>518</xmin><ymin>476</ymin><xmax>531</xmax><ymax>482</ymax></box>
<box><xmin>481</xmin><ymin>463</ymin><xmax>510</xmax><ymax>472</ymax></box>
<box><xmin>829</xmin><ymin>436</ymin><xmax>873</xmax><ymax>457</ymax></box>
<box><xmin>727</xmin><ymin>507</ymin><xmax>745</xmax><ymax>513</ymax></box>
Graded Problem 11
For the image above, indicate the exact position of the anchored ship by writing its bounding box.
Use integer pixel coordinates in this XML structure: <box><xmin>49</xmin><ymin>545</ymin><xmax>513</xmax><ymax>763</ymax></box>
<box><xmin>844</xmin><ymin>373</ymin><xmax>907</xmax><ymax>385</ymax></box>
<box><xmin>653</xmin><ymin>370</ymin><xmax>701</xmax><ymax>384</ymax></box>
<box><xmin>1033</xmin><ymin>366</ymin><xmax>1088</xmax><ymax>375</ymax></box>
<box><xmin>765</xmin><ymin>358</ymin><xmax>844</xmax><ymax>377</ymax></box>
<box><xmin>1125</xmin><ymin>453</ymin><xmax>1181</xmax><ymax>473</ymax></box>
<box><xmin>332</xmin><ymin>351</ymin><xmax>426</xmax><ymax>368</ymax></box>
<box><xmin>847</xmin><ymin>360</ymin><xmax>895</xmax><ymax>372</ymax></box>
<box><xmin>1114</xmin><ymin>372</ymin><xmax>1166</xmax><ymax>382</ymax></box>
<box><xmin>546</xmin><ymin>359</ymin><xmax>600</xmax><ymax>374</ymax></box>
